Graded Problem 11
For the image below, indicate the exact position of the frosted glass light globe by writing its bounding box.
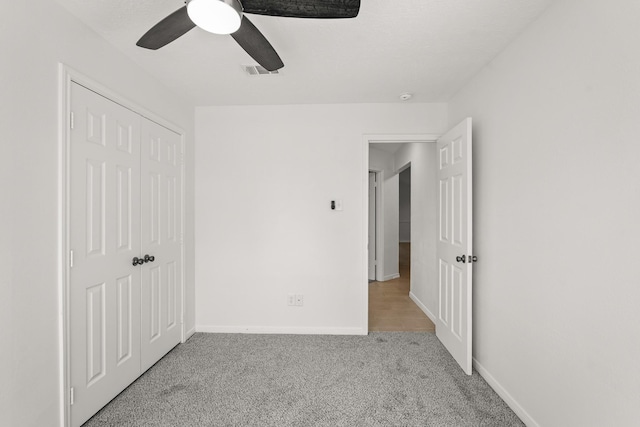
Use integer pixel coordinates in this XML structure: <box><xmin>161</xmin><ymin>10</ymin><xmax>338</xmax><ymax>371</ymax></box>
<box><xmin>187</xmin><ymin>0</ymin><xmax>242</xmax><ymax>35</ymax></box>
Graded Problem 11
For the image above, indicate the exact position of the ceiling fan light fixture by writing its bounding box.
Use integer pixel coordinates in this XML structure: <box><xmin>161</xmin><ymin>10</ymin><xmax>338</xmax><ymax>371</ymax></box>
<box><xmin>187</xmin><ymin>0</ymin><xmax>242</xmax><ymax>35</ymax></box>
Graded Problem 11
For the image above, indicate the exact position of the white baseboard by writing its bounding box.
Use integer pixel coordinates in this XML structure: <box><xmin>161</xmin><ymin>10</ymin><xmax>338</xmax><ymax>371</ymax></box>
<box><xmin>473</xmin><ymin>358</ymin><xmax>540</xmax><ymax>427</ymax></box>
<box><xmin>196</xmin><ymin>325</ymin><xmax>367</xmax><ymax>336</ymax></box>
<box><xmin>408</xmin><ymin>291</ymin><xmax>437</xmax><ymax>324</ymax></box>
<box><xmin>381</xmin><ymin>273</ymin><xmax>400</xmax><ymax>281</ymax></box>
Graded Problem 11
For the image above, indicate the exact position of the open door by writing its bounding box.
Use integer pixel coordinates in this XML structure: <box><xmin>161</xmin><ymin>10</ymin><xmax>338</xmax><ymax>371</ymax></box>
<box><xmin>436</xmin><ymin>118</ymin><xmax>473</xmax><ymax>375</ymax></box>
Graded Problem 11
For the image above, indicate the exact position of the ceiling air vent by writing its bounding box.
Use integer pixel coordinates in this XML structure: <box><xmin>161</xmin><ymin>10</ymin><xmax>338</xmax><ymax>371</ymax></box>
<box><xmin>243</xmin><ymin>65</ymin><xmax>280</xmax><ymax>76</ymax></box>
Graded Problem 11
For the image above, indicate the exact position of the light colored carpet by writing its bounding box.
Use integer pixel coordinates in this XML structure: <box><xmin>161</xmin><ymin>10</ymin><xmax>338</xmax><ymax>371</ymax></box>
<box><xmin>84</xmin><ymin>333</ymin><xmax>523</xmax><ymax>426</ymax></box>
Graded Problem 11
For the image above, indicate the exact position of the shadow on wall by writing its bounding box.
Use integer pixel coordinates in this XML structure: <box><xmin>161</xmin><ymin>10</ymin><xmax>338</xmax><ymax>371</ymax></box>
<box><xmin>399</xmin><ymin>166</ymin><xmax>411</xmax><ymax>243</ymax></box>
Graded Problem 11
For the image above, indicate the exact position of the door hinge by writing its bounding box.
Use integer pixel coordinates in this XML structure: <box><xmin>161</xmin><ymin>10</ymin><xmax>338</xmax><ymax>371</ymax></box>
<box><xmin>70</xmin><ymin>387</ymin><xmax>75</xmax><ymax>405</ymax></box>
<box><xmin>70</xmin><ymin>112</ymin><xmax>75</xmax><ymax>129</ymax></box>
<box><xmin>69</xmin><ymin>250</ymin><xmax>74</xmax><ymax>268</ymax></box>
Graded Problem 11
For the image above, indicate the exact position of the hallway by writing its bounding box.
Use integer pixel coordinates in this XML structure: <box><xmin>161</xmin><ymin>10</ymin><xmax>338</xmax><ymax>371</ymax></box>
<box><xmin>368</xmin><ymin>243</ymin><xmax>436</xmax><ymax>332</ymax></box>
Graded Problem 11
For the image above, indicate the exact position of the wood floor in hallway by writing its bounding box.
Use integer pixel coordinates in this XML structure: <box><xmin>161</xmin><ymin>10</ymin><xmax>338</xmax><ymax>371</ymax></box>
<box><xmin>369</xmin><ymin>243</ymin><xmax>436</xmax><ymax>332</ymax></box>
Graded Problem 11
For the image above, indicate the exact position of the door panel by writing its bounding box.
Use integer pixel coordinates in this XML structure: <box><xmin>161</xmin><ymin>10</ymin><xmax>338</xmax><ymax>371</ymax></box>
<box><xmin>85</xmin><ymin>282</ymin><xmax>106</xmax><ymax>386</ymax></box>
<box><xmin>439</xmin><ymin>179</ymin><xmax>449</xmax><ymax>243</ymax></box>
<box><xmin>115</xmin><ymin>165</ymin><xmax>133</xmax><ymax>252</ymax></box>
<box><xmin>85</xmin><ymin>159</ymin><xmax>106</xmax><ymax>256</ymax></box>
<box><xmin>116</xmin><ymin>275</ymin><xmax>134</xmax><ymax>365</ymax></box>
<box><xmin>438</xmin><ymin>259</ymin><xmax>449</xmax><ymax>326</ymax></box>
<box><xmin>149</xmin><ymin>265</ymin><xmax>161</xmax><ymax>342</ymax></box>
<box><xmin>167</xmin><ymin>261</ymin><xmax>178</xmax><ymax>328</ymax></box>
<box><xmin>436</xmin><ymin>118</ymin><xmax>473</xmax><ymax>375</ymax></box>
<box><xmin>140</xmin><ymin>118</ymin><xmax>183</xmax><ymax>372</ymax></box>
<box><xmin>70</xmin><ymin>83</ymin><xmax>142</xmax><ymax>426</ymax></box>
<box><xmin>452</xmin><ymin>174</ymin><xmax>463</xmax><ymax>246</ymax></box>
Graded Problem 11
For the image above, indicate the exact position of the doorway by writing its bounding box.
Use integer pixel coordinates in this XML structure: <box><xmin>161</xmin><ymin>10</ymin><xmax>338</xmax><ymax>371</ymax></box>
<box><xmin>367</xmin><ymin>141</ymin><xmax>435</xmax><ymax>332</ymax></box>
<box><xmin>363</xmin><ymin>121</ymin><xmax>474</xmax><ymax>374</ymax></box>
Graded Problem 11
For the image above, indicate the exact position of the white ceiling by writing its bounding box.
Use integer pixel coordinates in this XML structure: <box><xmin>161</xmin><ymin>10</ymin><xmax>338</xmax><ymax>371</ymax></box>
<box><xmin>54</xmin><ymin>0</ymin><xmax>555</xmax><ymax>106</ymax></box>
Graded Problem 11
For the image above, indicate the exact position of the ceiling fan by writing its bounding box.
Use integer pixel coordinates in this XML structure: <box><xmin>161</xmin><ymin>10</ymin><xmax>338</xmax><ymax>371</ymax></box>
<box><xmin>136</xmin><ymin>0</ymin><xmax>361</xmax><ymax>71</ymax></box>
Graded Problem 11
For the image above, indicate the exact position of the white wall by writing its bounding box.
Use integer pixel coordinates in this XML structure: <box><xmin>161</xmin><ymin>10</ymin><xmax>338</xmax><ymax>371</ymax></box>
<box><xmin>0</xmin><ymin>1</ymin><xmax>195</xmax><ymax>425</ymax></box>
<box><xmin>448</xmin><ymin>0</ymin><xmax>640</xmax><ymax>425</ymax></box>
<box><xmin>195</xmin><ymin>103</ymin><xmax>447</xmax><ymax>333</ymax></box>
<box><xmin>395</xmin><ymin>144</ymin><xmax>438</xmax><ymax>320</ymax></box>
<box><xmin>369</xmin><ymin>147</ymin><xmax>394</xmax><ymax>173</ymax></box>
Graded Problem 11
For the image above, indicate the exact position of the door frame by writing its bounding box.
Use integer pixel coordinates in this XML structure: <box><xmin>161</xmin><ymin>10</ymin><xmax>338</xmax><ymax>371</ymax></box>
<box><xmin>57</xmin><ymin>64</ymin><xmax>187</xmax><ymax>427</ymax></box>
<box><xmin>362</xmin><ymin>134</ymin><xmax>440</xmax><ymax>331</ymax></box>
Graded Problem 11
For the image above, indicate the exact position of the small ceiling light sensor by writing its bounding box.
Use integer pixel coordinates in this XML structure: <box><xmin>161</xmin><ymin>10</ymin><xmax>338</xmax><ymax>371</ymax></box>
<box><xmin>399</xmin><ymin>93</ymin><xmax>413</xmax><ymax>101</ymax></box>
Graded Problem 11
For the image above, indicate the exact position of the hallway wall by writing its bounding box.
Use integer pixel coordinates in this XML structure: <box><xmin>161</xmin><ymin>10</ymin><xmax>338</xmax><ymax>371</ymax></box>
<box><xmin>395</xmin><ymin>144</ymin><xmax>438</xmax><ymax>321</ymax></box>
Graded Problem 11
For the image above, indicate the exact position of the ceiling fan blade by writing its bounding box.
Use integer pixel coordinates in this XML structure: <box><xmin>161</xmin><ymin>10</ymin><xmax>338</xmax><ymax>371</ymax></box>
<box><xmin>242</xmin><ymin>0</ymin><xmax>360</xmax><ymax>18</ymax></box>
<box><xmin>136</xmin><ymin>6</ymin><xmax>196</xmax><ymax>50</ymax></box>
<box><xmin>231</xmin><ymin>16</ymin><xmax>284</xmax><ymax>71</ymax></box>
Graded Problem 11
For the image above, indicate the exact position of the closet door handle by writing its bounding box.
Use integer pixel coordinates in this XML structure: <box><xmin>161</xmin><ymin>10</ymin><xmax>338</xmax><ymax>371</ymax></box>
<box><xmin>132</xmin><ymin>257</ymin><xmax>143</xmax><ymax>266</ymax></box>
<box><xmin>144</xmin><ymin>254</ymin><xmax>155</xmax><ymax>263</ymax></box>
<box><xmin>455</xmin><ymin>255</ymin><xmax>466</xmax><ymax>263</ymax></box>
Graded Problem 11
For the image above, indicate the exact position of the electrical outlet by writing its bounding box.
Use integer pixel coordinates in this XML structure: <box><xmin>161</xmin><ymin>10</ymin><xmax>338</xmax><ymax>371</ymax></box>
<box><xmin>295</xmin><ymin>294</ymin><xmax>304</xmax><ymax>306</ymax></box>
<box><xmin>287</xmin><ymin>294</ymin><xmax>296</xmax><ymax>306</ymax></box>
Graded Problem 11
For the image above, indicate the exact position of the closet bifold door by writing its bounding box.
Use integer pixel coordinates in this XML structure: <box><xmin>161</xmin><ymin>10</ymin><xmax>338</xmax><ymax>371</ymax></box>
<box><xmin>69</xmin><ymin>82</ymin><xmax>183</xmax><ymax>426</ymax></box>
<box><xmin>139</xmin><ymin>117</ymin><xmax>183</xmax><ymax>372</ymax></box>
<box><xmin>69</xmin><ymin>83</ymin><xmax>142</xmax><ymax>427</ymax></box>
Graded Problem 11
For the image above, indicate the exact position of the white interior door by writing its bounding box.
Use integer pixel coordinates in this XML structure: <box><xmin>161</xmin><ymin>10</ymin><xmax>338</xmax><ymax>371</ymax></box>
<box><xmin>368</xmin><ymin>172</ymin><xmax>377</xmax><ymax>281</ymax></box>
<box><xmin>69</xmin><ymin>83</ymin><xmax>142</xmax><ymax>426</ymax></box>
<box><xmin>140</xmin><ymin>118</ymin><xmax>183</xmax><ymax>372</ymax></box>
<box><xmin>436</xmin><ymin>118</ymin><xmax>473</xmax><ymax>375</ymax></box>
